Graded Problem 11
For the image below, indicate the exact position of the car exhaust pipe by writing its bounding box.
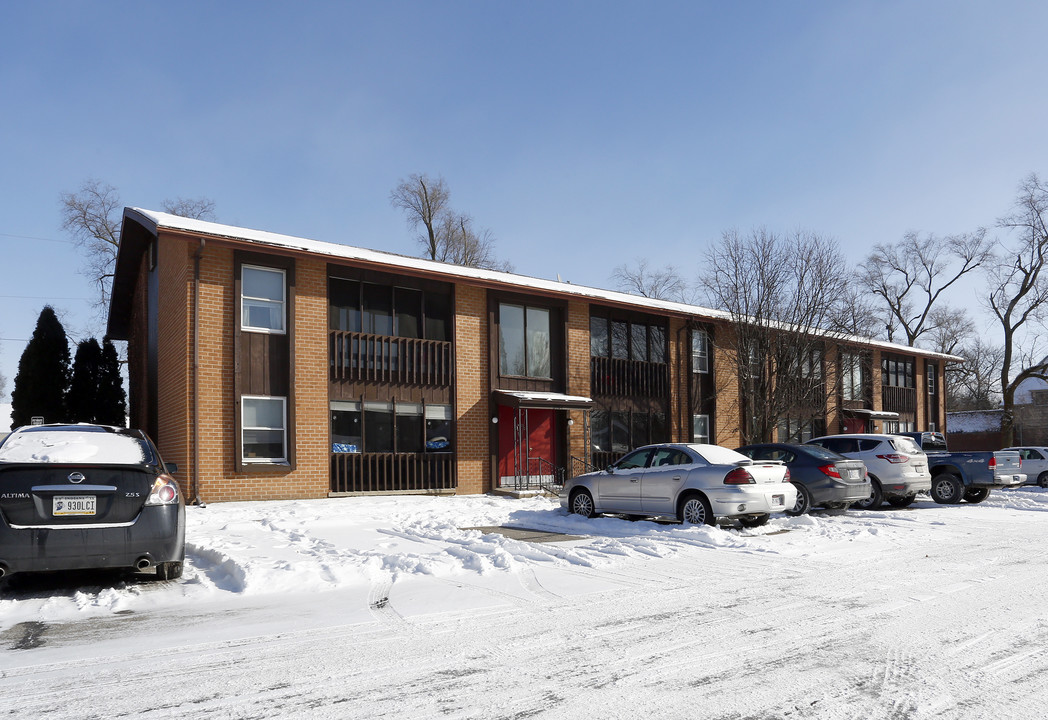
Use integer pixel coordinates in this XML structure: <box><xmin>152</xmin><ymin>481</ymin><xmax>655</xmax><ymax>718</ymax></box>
<box><xmin>0</xmin><ymin>564</ymin><xmax>7</xmax><ymax>579</ymax></box>
<box><xmin>135</xmin><ymin>557</ymin><xmax>152</xmax><ymax>571</ymax></box>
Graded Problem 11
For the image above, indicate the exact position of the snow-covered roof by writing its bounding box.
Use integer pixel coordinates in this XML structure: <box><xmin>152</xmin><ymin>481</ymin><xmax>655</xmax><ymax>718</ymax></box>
<box><xmin>946</xmin><ymin>410</ymin><xmax>1003</xmax><ymax>434</ymax></box>
<box><xmin>124</xmin><ymin>208</ymin><xmax>962</xmax><ymax>362</ymax></box>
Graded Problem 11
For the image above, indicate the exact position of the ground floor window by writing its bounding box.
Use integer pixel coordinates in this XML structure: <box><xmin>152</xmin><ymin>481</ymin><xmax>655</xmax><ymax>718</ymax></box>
<box><xmin>882</xmin><ymin>420</ymin><xmax>915</xmax><ymax>434</ymax></box>
<box><xmin>331</xmin><ymin>401</ymin><xmax>452</xmax><ymax>454</ymax></box>
<box><xmin>242</xmin><ymin>395</ymin><xmax>287</xmax><ymax>462</ymax></box>
<box><xmin>777</xmin><ymin>417</ymin><xmax>825</xmax><ymax>443</ymax></box>
<box><xmin>692</xmin><ymin>414</ymin><xmax>710</xmax><ymax>444</ymax></box>
<box><xmin>591</xmin><ymin>407</ymin><xmax>668</xmax><ymax>454</ymax></box>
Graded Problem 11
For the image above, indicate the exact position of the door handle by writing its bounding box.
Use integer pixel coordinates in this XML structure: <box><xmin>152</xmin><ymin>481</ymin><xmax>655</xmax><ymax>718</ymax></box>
<box><xmin>672</xmin><ymin>476</ymin><xmax>682</xmax><ymax>481</ymax></box>
<box><xmin>630</xmin><ymin>478</ymin><xmax>639</xmax><ymax>483</ymax></box>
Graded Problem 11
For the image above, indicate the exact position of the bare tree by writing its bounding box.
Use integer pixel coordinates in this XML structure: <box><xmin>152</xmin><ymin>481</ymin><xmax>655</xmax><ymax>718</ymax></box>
<box><xmin>988</xmin><ymin>173</ymin><xmax>1048</xmax><ymax>445</ymax></box>
<box><xmin>162</xmin><ymin>196</ymin><xmax>217</xmax><ymax>221</ymax></box>
<box><xmin>60</xmin><ymin>179</ymin><xmax>122</xmax><ymax>312</ymax></box>
<box><xmin>62</xmin><ymin>180</ymin><xmax>218</xmax><ymax>312</ymax></box>
<box><xmin>947</xmin><ymin>338</ymin><xmax>1004</xmax><ymax>411</ymax></box>
<box><xmin>859</xmin><ymin>230</ymin><xmax>992</xmax><ymax>346</ymax></box>
<box><xmin>611</xmin><ymin>258</ymin><xmax>690</xmax><ymax>302</ymax></box>
<box><xmin>390</xmin><ymin>173</ymin><xmax>511</xmax><ymax>271</ymax></box>
<box><xmin>700</xmin><ymin>227</ymin><xmax>852</xmax><ymax>444</ymax></box>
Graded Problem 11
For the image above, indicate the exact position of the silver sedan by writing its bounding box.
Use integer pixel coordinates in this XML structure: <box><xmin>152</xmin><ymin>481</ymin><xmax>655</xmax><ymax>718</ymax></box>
<box><xmin>561</xmin><ymin>443</ymin><xmax>796</xmax><ymax>527</ymax></box>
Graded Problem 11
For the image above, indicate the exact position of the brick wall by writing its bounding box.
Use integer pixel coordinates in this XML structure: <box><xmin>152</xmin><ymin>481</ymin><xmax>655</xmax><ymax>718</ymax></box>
<box><xmin>712</xmin><ymin>323</ymin><xmax>742</xmax><ymax>447</ymax></box>
<box><xmin>453</xmin><ymin>284</ymin><xmax>490</xmax><ymax>494</ymax></box>
<box><xmin>156</xmin><ymin>235</ymin><xmax>192</xmax><ymax>498</ymax></box>
<box><xmin>565</xmin><ymin>300</ymin><xmax>591</xmax><ymax>460</ymax></box>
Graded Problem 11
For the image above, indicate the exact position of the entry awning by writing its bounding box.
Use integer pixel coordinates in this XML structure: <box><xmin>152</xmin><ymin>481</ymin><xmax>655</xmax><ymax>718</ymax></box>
<box><xmin>842</xmin><ymin>408</ymin><xmax>900</xmax><ymax>420</ymax></box>
<box><xmin>492</xmin><ymin>390</ymin><xmax>595</xmax><ymax>410</ymax></box>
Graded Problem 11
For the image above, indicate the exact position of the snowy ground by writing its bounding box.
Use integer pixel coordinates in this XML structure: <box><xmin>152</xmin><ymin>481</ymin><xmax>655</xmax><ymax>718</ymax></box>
<box><xmin>1</xmin><ymin>488</ymin><xmax>1047</xmax><ymax>719</ymax></box>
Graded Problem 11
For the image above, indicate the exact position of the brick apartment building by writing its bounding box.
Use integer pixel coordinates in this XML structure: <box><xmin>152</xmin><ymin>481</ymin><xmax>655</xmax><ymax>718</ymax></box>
<box><xmin>106</xmin><ymin>209</ymin><xmax>957</xmax><ymax>503</ymax></box>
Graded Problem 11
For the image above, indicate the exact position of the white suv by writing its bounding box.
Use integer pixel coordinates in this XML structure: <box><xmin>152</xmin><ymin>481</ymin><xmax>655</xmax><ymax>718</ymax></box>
<box><xmin>805</xmin><ymin>434</ymin><xmax>932</xmax><ymax>509</ymax></box>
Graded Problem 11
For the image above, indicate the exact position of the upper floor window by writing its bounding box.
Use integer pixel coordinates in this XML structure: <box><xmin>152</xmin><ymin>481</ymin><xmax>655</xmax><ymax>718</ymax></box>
<box><xmin>882</xmin><ymin>356</ymin><xmax>915</xmax><ymax>388</ymax></box>
<box><xmin>329</xmin><ymin>278</ymin><xmax>451</xmax><ymax>342</ymax></box>
<box><xmin>590</xmin><ymin>314</ymin><xmax>667</xmax><ymax>363</ymax></box>
<box><xmin>500</xmin><ymin>303</ymin><xmax>551</xmax><ymax>378</ymax></box>
<box><xmin>841</xmin><ymin>351</ymin><xmax>867</xmax><ymax>401</ymax></box>
<box><xmin>242</xmin><ymin>266</ymin><xmax>286</xmax><ymax>333</ymax></box>
<box><xmin>691</xmin><ymin>330</ymin><xmax>710</xmax><ymax>374</ymax></box>
<box><xmin>927</xmin><ymin>363</ymin><xmax>938</xmax><ymax>395</ymax></box>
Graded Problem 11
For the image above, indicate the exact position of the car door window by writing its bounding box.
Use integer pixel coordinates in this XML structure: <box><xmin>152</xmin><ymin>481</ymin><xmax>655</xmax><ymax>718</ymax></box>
<box><xmin>651</xmin><ymin>448</ymin><xmax>684</xmax><ymax>467</ymax></box>
<box><xmin>615</xmin><ymin>448</ymin><xmax>654</xmax><ymax>470</ymax></box>
<box><xmin>858</xmin><ymin>440</ymin><xmax>881</xmax><ymax>452</ymax></box>
<box><xmin>1028</xmin><ymin>449</ymin><xmax>1044</xmax><ymax>460</ymax></box>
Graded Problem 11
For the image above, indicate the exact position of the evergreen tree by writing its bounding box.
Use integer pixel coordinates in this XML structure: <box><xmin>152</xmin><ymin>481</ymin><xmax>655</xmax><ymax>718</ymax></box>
<box><xmin>68</xmin><ymin>338</ymin><xmax>103</xmax><ymax>423</ymax></box>
<box><xmin>97</xmin><ymin>338</ymin><xmax>127</xmax><ymax>427</ymax></box>
<box><xmin>10</xmin><ymin>306</ymin><xmax>71</xmax><ymax>428</ymax></box>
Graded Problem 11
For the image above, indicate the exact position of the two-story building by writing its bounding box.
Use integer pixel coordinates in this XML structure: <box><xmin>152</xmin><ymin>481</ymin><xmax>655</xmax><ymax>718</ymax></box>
<box><xmin>107</xmin><ymin>209</ymin><xmax>958</xmax><ymax>502</ymax></box>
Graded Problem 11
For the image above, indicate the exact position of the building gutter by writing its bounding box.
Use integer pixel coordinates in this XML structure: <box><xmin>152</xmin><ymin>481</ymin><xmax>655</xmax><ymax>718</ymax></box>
<box><xmin>191</xmin><ymin>238</ymin><xmax>206</xmax><ymax>506</ymax></box>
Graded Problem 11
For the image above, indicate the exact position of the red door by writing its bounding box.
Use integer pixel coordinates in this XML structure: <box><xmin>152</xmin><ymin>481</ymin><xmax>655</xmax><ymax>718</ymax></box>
<box><xmin>498</xmin><ymin>406</ymin><xmax>555</xmax><ymax>487</ymax></box>
<box><xmin>842</xmin><ymin>417</ymin><xmax>866</xmax><ymax>434</ymax></box>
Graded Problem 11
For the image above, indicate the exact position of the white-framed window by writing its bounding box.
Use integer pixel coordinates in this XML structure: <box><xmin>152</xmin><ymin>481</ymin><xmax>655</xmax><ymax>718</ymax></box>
<box><xmin>927</xmin><ymin>364</ymin><xmax>937</xmax><ymax>395</ymax></box>
<box><xmin>692</xmin><ymin>330</ymin><xmax>709</xmax><ymax>374</ymax></box>
<box><xmin>692</xmin><ymin>414</ymin><xmax>710</xmax><ymax>444</ymax></box>
<box><xmin>242</xmin><ymin>265</ymin><xmax>286</xmax><ymax>333</ymax></box>
<box><xmin>242</xmin><ymin>395</ymin><xmax>287</xmax><ymax>462</ymax></box>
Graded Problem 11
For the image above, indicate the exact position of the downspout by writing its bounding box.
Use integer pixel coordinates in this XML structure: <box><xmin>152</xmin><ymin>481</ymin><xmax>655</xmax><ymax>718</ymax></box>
<box><xmin>191</xmin><ymin>238</ymin><xmax>206</xmax><ymax>506</ymax></box>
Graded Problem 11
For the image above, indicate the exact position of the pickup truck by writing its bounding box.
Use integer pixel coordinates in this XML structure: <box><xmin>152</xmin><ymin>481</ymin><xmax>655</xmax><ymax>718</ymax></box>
<box><xmin>900</xmin><ymin>432</ymin><xmax>1025</xmax><ymax>504</ymax></box>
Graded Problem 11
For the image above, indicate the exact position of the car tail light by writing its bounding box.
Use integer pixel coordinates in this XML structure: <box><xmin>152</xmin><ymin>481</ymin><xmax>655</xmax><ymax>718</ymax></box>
<box><xmin>783</xmin><ymin>468</ymin><xmax>790</xmax><ymax>482</ymax></box>
<box><xmin>145</xmin><ymin>475</ymin><xmax>181</xmax><ymax>506</ymax></box>
<box><xmin>819</xmin><ymin>464</ymin><xmax>842</xmax><ymax>478</ymax></box>
<box><xmin>876</xmin><ymin>453</ymin><xmax>909</xmax><ymax>464</ymax></box>
<box><xmin>724</xmin><ymin>467</ymin><xmax>755</xmax><ymax>484</ymax></box>
<box><xmin>988</xmin><ymin>456</ymin><xmax>997</xmax><ymax>471</ymax></box>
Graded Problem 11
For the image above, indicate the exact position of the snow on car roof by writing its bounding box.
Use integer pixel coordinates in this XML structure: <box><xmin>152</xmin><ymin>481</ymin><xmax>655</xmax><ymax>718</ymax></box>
<box><xmin>0</xmin><ymin>426</ymin><xmax>148</xmax><ymax>464</ymax></box>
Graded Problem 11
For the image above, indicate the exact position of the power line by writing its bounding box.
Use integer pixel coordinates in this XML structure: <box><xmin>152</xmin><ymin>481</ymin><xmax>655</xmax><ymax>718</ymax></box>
<box><xmin>0</xmin><ymin>231</ymin><xmax>75</xmax><ymax>244</ymax></box>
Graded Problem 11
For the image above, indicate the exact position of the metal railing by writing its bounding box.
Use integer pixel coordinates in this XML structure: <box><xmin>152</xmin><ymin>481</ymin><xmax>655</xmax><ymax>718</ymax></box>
<box><xmin>330</xmin><ymin>331</ymin><xmax>452</xmax><ymax>386</ymax></box>
<box><xmin>330</xmin><ymin>452</ymin><xmax>456</xmax><ymax>494</ymax></box>
<box><xmin>590</xmin><ymin>357</ymin><xmax>668</xmax><ymax>398</ymax></box>
<box><xmin>882</xmin><ymin>385</ymin><xmax>917</xmax><ymax>413</ymax></box>
<box><xmin>570</xmin><ymin>455</ymin><xmax>600</xmax><ymax>478</ymax></box>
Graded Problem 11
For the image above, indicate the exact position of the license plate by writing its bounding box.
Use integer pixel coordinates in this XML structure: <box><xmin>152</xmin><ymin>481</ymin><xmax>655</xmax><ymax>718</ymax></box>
<box><xmin>913</xmin><ymin>464</ymin><xmax>925</xmax><ymax>472</ymax></box>
<box><xmin>848</xmin><ymin>469</ymin><xmax>860</xmax><ymax>480</ymax></box>
<box><xmin>53</xmin><ymin>496</ymin><xmax>96</xmax><ymax>516</ymax></box>
<box><xmin>772</xmin><ymin>494</ymin><xmax>784</xmax><ymax>506</ymax></box>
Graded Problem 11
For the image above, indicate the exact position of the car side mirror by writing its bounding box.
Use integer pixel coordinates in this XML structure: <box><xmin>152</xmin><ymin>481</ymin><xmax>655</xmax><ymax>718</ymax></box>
<box><xmin>605</xmin><ymin>466</ymin><xmax>615</xmax><ymax>474</ymax></box>
<box><xmin>165</xmin><ymin>462</ymin><xmax>179</xmax><ymax>474</ymax></box>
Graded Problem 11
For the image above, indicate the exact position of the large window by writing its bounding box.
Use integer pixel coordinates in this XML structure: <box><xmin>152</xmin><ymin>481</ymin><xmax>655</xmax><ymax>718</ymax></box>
<box><xmin>882</xmin><ymin>356</ymin><xmax>915</xmax><ymax>388</ymax></box>
<box><xmin>591</xmin><ymin>408</ymin><xmax>668</xmax><ymax>454</ymax></box>
<box><xmin>590</xmin><ymin>314</ymin><xmax>668</xmax><ymax>363</ymax></box>
<box><xmin>242</xmin><ymin>396</ymin><xmax>287</xmax><ymax>462</ymax></box>
<box><xmin>777</xmin><ymin>417</ymin><xmax>825</xmax><ymax>443</ymax></box>
<box><xmin>331</xmin><ymin>401</ymin><xmax>452</xmax><ymax>454</ymax></box>
<box><xmin>242</xmin><ymin>266</ymin><xmax>286</xmax><ymax>333</ymax></box>
<box><xmin>499</xmin><ymin>303</ymin><xmax>551</xmax><ymax>378</ymax></box>
<box><xmin>927</xmin><ymin>363</ymin><xmax>938</xmax><ymax>395</ymax></box>
<box><xmin>329</xmin><ymin>278</ymin><xmax>451</xmax><ymax>341</ymax></box>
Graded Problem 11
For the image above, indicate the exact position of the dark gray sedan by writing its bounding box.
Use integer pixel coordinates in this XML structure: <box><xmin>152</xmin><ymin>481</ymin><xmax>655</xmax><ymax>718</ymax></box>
<box><xmin>736</xmin><ymin>443</ymin><xmax>870</xmax><ymax>515</ymax></box>
<box><xmin>0</xmin><ymin>424</ymin><xmax>185</xmax><ymax>581</ymax></box>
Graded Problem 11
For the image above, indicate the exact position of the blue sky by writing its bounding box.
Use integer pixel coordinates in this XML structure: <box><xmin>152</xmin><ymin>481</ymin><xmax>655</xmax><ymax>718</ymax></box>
<box><xmin>2</xmin><ymin>1</ymin><xmax>1047</xmax><ymax>402</ymax></box>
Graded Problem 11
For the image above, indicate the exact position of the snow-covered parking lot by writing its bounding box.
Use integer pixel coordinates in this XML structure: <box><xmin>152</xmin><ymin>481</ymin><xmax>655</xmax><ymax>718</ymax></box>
<box><xmin>2</xmin><ymin>488</ymin><xmax>1047</xmax><ymax>719</ymax></box>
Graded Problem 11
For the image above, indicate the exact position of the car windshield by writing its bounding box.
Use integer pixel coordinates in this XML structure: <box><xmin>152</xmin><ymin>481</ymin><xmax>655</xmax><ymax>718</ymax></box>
<box><xmin>0</xmin><ymin>428</ymin><xmax>150</xmax><ymax>464</ymax></box>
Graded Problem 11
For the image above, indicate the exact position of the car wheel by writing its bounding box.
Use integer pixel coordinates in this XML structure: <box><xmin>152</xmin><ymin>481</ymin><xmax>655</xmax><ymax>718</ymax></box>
<box><xmin>1038</xmin><ymin>472</ymin><xmax>1048</xmax><ymax>488</ymax></box>
<box><xmin>569</xmin><ymin>489</ymin><xmax>597</xmax><ymax>518</ymax></box>
<box><xmin>963</xmin><ymin>487</ymin><xmax>990</xmax><ymax>504</ymax></box>
<box><xmin>785</xmin><ymin>484</ymin><xmax>812</xmax><ymax>516</ymax></box>
<box><xmin>678</xmin><ymin>493</ymin><xmax>715</xmax><ymax>526</ymax></box>
<box><xmin>887</xmin><ymin>494</ymin><xmax>916</xmax><ymax>508</ymax></box>
<box><xmin>738</xmin><ymin>514</ymin><xmax>770</xmax><ymax>528</ymax></box>
<box><xmin>853</xmin><ymin>480</ymin><xmax>883</xmax><ymax>510</ymax></box>
<box><xmin>931</xmin><ymin>474</ymin><xmax>964</xmax><ymax>504</ymax></box>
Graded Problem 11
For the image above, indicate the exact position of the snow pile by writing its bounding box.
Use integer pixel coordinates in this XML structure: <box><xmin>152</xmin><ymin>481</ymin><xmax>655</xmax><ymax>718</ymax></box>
<box><xmin>0</xmin><ymin>428</ymin><xmax>146</xmax><ymax>464</ymax></box>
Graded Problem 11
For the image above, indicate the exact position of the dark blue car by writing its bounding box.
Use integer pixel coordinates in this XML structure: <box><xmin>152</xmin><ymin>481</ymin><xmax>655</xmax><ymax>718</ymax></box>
<box><xmin>735</xmin><ymin>442</ymin><xmax>870</xmax><ymax>514</ymax></box>
<box><xmin>0</xmin><ymin>424</ymin><xmax>185</xmax><ymax>581</ymax></box>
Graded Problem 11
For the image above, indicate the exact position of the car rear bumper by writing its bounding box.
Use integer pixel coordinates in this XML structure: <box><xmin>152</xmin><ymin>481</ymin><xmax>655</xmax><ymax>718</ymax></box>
<box><xmin>807</xmin><ymin>481</ymin><xmax>871</xmax><ymax>505</ymax></box>
<box><xmin>880</xmin><ymin>476</ymin><xmax>931</xmax><ymax>498</ymax></box>
<box><xmin>707</xmin><ymin>484</ymin><xmax>797</xmax><ymax>518</ymax></box>
<box><xmin>0</xmin><ymin>503</ymin><xmax>185</xmax><ymax>576</ymax></box>
<box><xmin>985</xmin><ymin>473</ymin><xmax>1025</xmax><ymax>487</ymax></box>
